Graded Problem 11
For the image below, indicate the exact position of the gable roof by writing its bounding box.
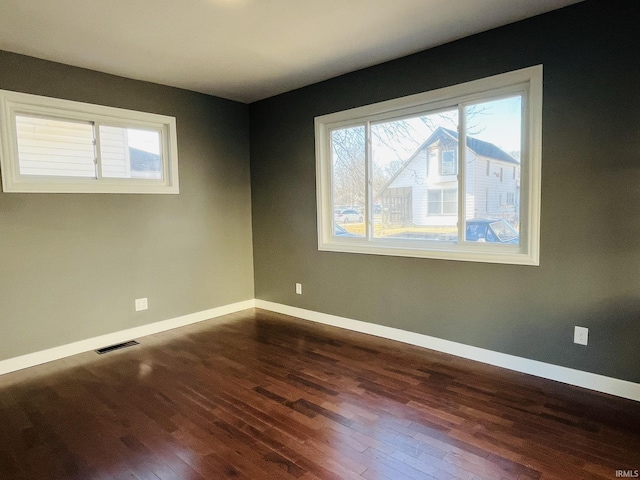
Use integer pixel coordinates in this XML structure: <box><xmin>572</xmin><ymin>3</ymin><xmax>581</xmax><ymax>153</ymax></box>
<box><xmin>378</xmin><ymin>126</ymin><xmax>518</xmax><ymax>194</ymax></box>
<box><xmin>438</xmin><ymin>127</ymin><xmax>518</xmax><ymax>165</ymax></box>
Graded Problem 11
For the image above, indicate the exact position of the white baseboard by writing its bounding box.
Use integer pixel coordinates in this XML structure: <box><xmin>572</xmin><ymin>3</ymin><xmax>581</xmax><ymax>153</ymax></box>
<box><xmin>0</xmin><ymin>299</ymin><xmax>256</xmax><ymax>376</ymax></box>
<box><xmin>255</xmin><ymin>300</ymin><xmax>640</xmax><ymax>402</ymax></box>
<box><xmin>3</xmin><ymin>298</ymin><xmax>638</xmax><ymax>402</ymax></box>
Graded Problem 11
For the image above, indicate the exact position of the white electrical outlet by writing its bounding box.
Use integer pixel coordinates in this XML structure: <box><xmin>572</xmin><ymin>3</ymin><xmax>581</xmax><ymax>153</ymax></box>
<box><xmin>295</xmin><ymin>283</ymin><xmax>302</xmax><ymax>295</ymax></box>
<box><xmin>135</xmin><ymin>297</ymin><xmax>148</xmax><ymax>311</ymax></box>
<box><xmin>574</xmin><ymin>326</ymin><xmax>588</xmax><ymax>345</ymax></box>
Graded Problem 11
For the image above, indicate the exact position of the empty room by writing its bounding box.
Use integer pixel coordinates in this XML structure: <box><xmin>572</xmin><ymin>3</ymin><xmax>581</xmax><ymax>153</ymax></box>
<box><xmin>0</xmin><ymin>0</ymin><xmax>639</xmax><ymax>478</ymax></box>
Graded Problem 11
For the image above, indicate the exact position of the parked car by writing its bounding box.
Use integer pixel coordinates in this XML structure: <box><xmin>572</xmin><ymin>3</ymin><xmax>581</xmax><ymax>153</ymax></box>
<box><xmin>335</xmin><ymin>208</ymin><xmax>363</xmax><ymax>223</ymax></box>
<box><xmin>465</xmin><ymin>218</ymin><xmax>519</xmax><ymax>244</ymax></box>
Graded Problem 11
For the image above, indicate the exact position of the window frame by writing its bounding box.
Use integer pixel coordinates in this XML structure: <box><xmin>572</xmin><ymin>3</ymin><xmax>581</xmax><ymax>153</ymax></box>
<box><xmin>315</xmin><ymin>65</ymin><xmax>542</xmax><ymax>266</ymax></box>
<box><xmin>0</xmin><ymin>89</ymin><xmax>179</xmax><ymax>194</ymax></box>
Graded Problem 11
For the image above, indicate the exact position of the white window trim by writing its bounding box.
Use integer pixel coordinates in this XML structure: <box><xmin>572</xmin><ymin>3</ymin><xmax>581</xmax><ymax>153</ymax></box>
<box><xmin>315</xmin><ymin>65</ymin><xmax>542</xmax><ymax>266</ymax></box>
<box><xmin>0</xmin><ymin>90</ymin><xmax>179</xmax><ymax>194</ymax></box>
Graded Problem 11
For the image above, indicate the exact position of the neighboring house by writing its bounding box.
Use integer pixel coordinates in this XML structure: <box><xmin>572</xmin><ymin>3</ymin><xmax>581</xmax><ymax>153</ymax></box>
<box><xmin>379</xmin><ymin>127</ymin><xmax>520</xmax><ymax>227</ymax></box>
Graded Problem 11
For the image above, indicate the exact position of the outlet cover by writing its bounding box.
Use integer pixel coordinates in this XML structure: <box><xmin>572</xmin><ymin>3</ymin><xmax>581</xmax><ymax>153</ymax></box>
<box><xmin>574</xmin><ymin>326</ymin><xmax>588</xmax><ymax>345</ymax></box>
<box><xmin>135</xmin><ymin>298</ymin><xmax>148</xmax><ymax>311</ymax></box>
<box><xmin>295</xmin><ymin>283</ymin><xmax>302</xmax><ymax>295</ymax></box>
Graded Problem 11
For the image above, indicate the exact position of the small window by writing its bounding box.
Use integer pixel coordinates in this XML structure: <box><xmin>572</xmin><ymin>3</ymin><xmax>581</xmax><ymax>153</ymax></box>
<box><xmin>427</xmin><ymin>190</ymin><xmax>441</xmax><ymax>215</ymax></box>
<box><xmin>441</xmin><ymin>150</ymin><xmax>457</xmax><ymax>176</ymax></box>
<box><xmin>315</xmin><ymin>66</ymin><xmax>542</xmax><ymax>265</ymax></box>
<box><xmin>0</xmin><ymin>90</ymin><xmax>178</xmax><ymax>194</ymax></box>
<box><xmin>428</xmin><ymin>188</ymin><xmax>457</xmax><ymax>216</ymax></box>
<box><xmin>99</xmin><ymin>126</ymin><xmax>162</xmax><ymax>180</ymax></box>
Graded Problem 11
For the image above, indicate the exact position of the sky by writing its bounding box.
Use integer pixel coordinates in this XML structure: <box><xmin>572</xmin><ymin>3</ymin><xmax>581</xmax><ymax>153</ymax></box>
<box><xmin>127</xmin><ymin>128</ymin><xmax>161</xmax><ymax>155</ymax></box>
<box><xmin>470</xmin><ymin>95</ymin><xmax>522</xmax><ymax>153</ymax></box>
<box><xmin>371</xmin><ymin>94</ymin><xmax>522</xmax><ymax>167</ymax></box>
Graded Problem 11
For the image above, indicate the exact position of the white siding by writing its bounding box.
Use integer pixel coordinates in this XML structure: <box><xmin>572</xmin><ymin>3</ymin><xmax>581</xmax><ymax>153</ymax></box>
<box><xmin>16</xmin><ymin>115</ymin><xmax>95</xmax><ymax>177</ymax></box>
<box><xmin>388</xmin><ymin>143</ymin><xmax>518</xmax><ymax>226</ymax></box>
<box><xmin>99</xmin><ymin>126</ymin><xmax>130</xmax><ymax>178</ymax></box>
<box><xmin>419</xmin><ymin>146</ymin><xmax>457</xmax><ymax>225</ymax></box>
<box><xmin>386</xmin><ymin>148</ymin><xmax>427</xmax><ymax>189</ymax></box>
<box><xmin>468</xmin><ymin>155</ymin><xmax>518</xmax><ymax>220</ymax></box>
<box><xmin>465</xmin><ymin>150</ymin><xmax>478</xmax><ymax>219</ymax></box>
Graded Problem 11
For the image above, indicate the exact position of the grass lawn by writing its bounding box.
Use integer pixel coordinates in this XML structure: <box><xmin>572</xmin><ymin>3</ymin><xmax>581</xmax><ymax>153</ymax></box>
<box><xmin>342</xmin><ymin>223</ymin><xmax>457</xmax><ymax>238</ymax></box>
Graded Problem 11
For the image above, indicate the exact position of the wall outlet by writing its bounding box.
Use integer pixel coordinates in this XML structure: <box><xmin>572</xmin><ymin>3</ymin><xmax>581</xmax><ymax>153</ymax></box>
<box><xmin>574</xmin><ymin>326</ymin><xmax>588</xmax><ymax>345</ymax></box>
<box><xmin>295</xmin><ymin>283</ymin><xmax>302</xmax><ymax>295</ymax></box>
<box><xmin>135</xmin><ymin>297</ymin><xmax>148</xmax><ymax>311</ymax></box>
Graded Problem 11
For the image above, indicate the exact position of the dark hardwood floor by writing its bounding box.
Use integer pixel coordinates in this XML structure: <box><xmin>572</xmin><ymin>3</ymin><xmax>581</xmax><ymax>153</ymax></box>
<box><xmin>0</xmin><ymin>308</ymin><xmax>639</xmax><ymax>480</ymax></box>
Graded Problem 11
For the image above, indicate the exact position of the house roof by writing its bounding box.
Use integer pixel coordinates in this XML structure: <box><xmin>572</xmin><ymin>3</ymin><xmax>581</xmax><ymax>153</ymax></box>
<box><xmin>439</xmin><ymin>127</ymin><xmax>519</xmax><ymax>165</ymax></box>
<box><xmin>378</xmin><ymin>126</ymin><xmax>518</xmax><ymax>194</ymax></box>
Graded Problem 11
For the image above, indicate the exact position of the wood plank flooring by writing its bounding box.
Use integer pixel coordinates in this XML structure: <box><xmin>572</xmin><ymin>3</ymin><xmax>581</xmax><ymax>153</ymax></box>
<box><xmin>0</xmin><ymin>308</ymin><xmax>639</xmax><ymax>479</ymax></box>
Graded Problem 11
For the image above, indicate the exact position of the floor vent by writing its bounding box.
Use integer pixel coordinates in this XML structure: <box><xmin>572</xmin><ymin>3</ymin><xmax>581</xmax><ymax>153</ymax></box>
<box><xmin>96</xmin><ymin>340</ymin><xmax>139</xmax><ymax>355</ymax></box>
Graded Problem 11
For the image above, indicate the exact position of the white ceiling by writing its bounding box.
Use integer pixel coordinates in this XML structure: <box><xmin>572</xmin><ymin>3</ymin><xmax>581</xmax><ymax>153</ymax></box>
<box><xmin>0</xmin><ymin>0</ymin><xmax>582</xmax><ymax>103</ymax></box>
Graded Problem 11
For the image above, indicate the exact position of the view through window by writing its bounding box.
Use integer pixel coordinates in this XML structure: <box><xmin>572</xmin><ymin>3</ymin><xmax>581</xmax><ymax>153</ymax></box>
<box><xmin>330</xmin><ymin>98</ymin><xmax>521</xmax><ymax>244</ymax></box>
<box><xmin>316</xmin><ymin>66</ymin><xmax>542</xmax><ymax>264</ymax></box>
<box><xmin>0</xmin><ymin>89</ymin><xmax>178</xmax><ymax>194</ymax></box>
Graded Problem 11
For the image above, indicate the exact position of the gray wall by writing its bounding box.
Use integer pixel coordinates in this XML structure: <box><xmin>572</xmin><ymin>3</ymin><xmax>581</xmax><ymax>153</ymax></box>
<box><xmin>0</xmin><ymin>51</ymin><xmax>254</xmax><ymax>361</ymax></box>
<box><xmin>250</xmin><ymin>0</ymin><xmax>640</xmax><ymax>383</ymax></box>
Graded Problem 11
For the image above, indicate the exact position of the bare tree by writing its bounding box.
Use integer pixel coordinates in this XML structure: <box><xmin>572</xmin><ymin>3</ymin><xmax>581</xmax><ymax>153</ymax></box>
<box><xmin>331</xmin><ymin>127</ymin><xmax>366</xmax><ymax>207</ymax></box>
<box><xmin>330</xmin><ymin>106</ymin><xmax>491</xmax><ymax>210</ymax></box>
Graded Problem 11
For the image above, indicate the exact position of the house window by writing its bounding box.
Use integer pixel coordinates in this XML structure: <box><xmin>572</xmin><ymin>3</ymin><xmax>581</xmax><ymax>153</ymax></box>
<box><xmin>441</xmin><ymin>150</ymin><xmax>457</xmax><ymax>175</ymax></box>
<box><xmin>428</xmin><ymin>189</ymin><xmax>457</xmax><ymax>215</ymax></box>
<box><xmin>315</xmin><ymin>65</ymin><xmax>542</xmax><ymax>265</ymax></box>
<box><xmin>0</xmin><ymin>89</ymin><xmax>178</xmax><ymax>193</ymax></box>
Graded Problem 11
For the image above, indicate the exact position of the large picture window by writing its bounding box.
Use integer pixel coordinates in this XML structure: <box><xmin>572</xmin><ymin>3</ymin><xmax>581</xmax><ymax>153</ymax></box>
<box><xmin>315</xmin><ymin>66</ymin><xmax>542</xmax><ymax>265</ymax></box>
<box><xmin>0</xmin><ymin>90</ymin><xmax>179</xmax><ymax>194</ymax></box>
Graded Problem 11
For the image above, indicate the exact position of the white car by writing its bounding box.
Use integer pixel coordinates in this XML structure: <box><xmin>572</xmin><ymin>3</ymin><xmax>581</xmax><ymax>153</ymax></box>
<box><xmin>335</xmin><ymin>209</ymin><xmax>363</xmax><ymax>223</ymax></box>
